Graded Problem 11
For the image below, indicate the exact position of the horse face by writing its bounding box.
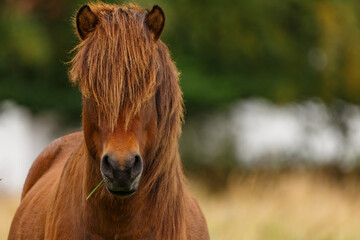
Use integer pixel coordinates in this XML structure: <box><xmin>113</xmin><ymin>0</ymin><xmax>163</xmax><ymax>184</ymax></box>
<box><xmin>75</xmin><ymin>4</ymin><xmax>166</xmax><ymax>198</ymax></box>
<box><xmin>82</xmin><ymin>97</ymin><xmax>157</xmax><ymax>197</ymax></box>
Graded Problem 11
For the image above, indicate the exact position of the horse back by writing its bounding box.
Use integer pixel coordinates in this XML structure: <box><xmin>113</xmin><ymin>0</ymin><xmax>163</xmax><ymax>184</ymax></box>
<box><xmin>21</xmin><ymin>131</ymin><xmax>84</xmax><ymax>199</ymax></box>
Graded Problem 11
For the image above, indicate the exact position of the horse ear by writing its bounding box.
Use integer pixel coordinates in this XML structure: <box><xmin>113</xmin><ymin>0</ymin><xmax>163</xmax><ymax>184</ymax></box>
<box><xmin>76</xmin><ymin>5</ymin><xmax>99</xmax><ymax>40</ymax></box>
<box><xmin>145</xmin><ymin>5</ymin><xmax>165</xmax><ymax>41</ymax></box>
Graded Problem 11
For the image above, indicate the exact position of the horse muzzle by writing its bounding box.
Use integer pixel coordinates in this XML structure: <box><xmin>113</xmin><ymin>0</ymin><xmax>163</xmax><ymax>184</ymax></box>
<box><xmin>100</xmin><ymin>152</ymin><xmax>143</xmax><ymax>197</ymax></box>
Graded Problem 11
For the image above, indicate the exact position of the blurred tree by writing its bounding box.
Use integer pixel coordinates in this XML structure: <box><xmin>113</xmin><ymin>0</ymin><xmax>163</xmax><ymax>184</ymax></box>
<box><xmin>1</xmin><ymin>0</ymin><xmax>360</xmax><ymax>120</ymax></box>
<box><xmin>0</xmin><ymin>0</ymin><xmax>81</xmax><ymax>123</ymax></box>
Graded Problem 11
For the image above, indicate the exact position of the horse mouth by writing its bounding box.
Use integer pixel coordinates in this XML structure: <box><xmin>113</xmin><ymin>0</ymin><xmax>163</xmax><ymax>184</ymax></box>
<box><xmin>101</xmin><ymin>174</ymin><xmax>139</xmax><ymax>197</ymax></box>
<box><xmin>107</xmin><ymin>187</ymin><xmax>136</xmax><ymax>197</ymax></box>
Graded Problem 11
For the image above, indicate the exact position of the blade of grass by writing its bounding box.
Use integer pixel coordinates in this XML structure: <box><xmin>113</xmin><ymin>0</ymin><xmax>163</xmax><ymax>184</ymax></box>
<box><xmin>86</xmin><ymin>179</ymin><xmax>104</xmax><ymax>200</ymax></box>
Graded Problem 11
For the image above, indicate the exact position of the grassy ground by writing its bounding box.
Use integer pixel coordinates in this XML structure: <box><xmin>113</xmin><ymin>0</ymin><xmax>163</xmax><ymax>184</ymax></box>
<box><xmin>2</xmin><ymin>170</ymin><xmax>360</xmax><ymax>240</ymax></box>
<box><xmin>190</xmin><ymin>170</ymin><xmax>360</xmax><ymax>240</ymax></box>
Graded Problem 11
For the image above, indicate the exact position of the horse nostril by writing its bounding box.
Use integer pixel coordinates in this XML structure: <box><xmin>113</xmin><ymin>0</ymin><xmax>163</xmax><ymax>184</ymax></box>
<box><xmin>131</xmin><ymin>154</ymin><xmax>143</xmax><ymax>178</ymax></box>
<box><xmin>101</xmin><ymin>154</ymin><xmax>114</xmax><ymax>179</ymax></box>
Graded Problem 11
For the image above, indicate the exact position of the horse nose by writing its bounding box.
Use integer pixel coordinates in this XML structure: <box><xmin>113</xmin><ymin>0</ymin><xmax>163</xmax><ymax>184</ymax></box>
<box><xmin>100</xmin><ymin>153</ymin><xmax>143</xmax><ymax>192</ymax></box>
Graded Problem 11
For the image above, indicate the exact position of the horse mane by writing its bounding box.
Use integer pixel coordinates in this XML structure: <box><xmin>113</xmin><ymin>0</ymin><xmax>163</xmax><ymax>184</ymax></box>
<box><xmin>69</xmin><ymin>3</ymin><xmax>186</xmax><ymax>238</ymax></box>
<box><xmin>70</xmin><ymin>3</ymin><xmax>176</xmax><ymax>130</ymax></box>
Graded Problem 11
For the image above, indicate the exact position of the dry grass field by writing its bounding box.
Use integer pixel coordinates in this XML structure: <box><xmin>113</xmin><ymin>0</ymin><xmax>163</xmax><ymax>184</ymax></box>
<box><xmin>0</xmin><ymin>196</ymin><xmax>19</xmax><ymax>240</ymax></box>
<box><xmin>191</xmin><ymin>169</ymin><xmax>360</xmax><ymax>240</ymax></box>
<box><xmin>2</xmin><ymin>170</ymin><xmax>360</xmax><ymax>240</ymax></box>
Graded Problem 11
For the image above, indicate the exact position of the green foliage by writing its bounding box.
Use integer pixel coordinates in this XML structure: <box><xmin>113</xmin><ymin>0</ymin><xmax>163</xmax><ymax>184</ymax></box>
<box><xmin>0</xmin><ymin>2</ymin><xmax>81</xmax><ymax>122</ymax></box>
<box><xmin>1</xmin><ymin>0</ymin><xmax>360</xmax><ymax>120</ymax></box>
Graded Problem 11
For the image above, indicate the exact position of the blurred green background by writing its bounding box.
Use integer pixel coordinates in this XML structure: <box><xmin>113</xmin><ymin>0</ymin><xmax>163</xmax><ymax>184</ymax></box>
<box><xmin>3</xmin><ymin>1</ymin><xmax>360</xmax><ymax>239</ymax></box>
<box><xmin>3</xmin><ymin>0</ymin><xmax>360</xmax><ymax>169</ymax></box>
<box><xmin>3</xmin><ymin>0</ymin><xmax>360</xmax><ymax>118</ymax></box>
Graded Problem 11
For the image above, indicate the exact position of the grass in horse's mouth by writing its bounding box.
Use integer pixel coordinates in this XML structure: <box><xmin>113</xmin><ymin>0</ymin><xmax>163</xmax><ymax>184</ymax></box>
<box><xmin>86</xmin><ymin>179</ymin><xmax>104</xmax><ymax>200</ymax></box>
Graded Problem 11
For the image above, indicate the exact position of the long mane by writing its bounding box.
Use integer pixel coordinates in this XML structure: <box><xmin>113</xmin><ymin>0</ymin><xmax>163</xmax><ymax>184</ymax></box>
<box><xmin>70</xmin><ymin>3</ymin><xmax>182</xmax><ymax>131</ymax></box>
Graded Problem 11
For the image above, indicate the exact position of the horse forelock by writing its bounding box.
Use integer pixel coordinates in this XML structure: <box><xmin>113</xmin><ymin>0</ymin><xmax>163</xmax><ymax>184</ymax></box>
<box><xmin>70</xmin><ymin>3</ymin><xmax>159</xmax><ymax>131</ymax></box>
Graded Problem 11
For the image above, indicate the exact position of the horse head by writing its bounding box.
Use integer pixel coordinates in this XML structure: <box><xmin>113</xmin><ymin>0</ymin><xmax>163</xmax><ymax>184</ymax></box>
<box><xmin>70</xmin><ymin>4</ymin><xmax>176</xmax><ymax>198</ymax></box>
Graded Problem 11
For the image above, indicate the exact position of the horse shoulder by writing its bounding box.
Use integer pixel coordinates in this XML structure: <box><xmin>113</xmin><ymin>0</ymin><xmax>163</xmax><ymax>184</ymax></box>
<box><xmin>185</xmin><ymin>190</ymin><xmax>210</xmax><ymax>240</ymax></box>
<box><xmin>21</xmin><ymin>131</ymin><xmax>84</xmax><ymax>199</ymax></box>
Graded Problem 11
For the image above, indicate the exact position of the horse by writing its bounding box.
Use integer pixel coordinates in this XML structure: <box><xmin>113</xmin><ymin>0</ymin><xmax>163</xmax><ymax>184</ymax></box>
<box><xmin>8</xmin><ymin>3</ymin><xmax>209</xmax><ymax>239</ymax></box>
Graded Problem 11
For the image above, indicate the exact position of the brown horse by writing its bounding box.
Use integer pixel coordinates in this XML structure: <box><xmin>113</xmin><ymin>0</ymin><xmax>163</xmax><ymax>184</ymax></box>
<box><xmin>8</xmin><ymin>3</ymin><xmax>209</xmax><ymax>240</ymax></box>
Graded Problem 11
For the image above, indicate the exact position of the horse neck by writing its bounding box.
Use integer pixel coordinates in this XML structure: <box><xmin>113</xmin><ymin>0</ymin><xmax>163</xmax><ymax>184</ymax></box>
<box><xmin>79</xmin><ymin>139</ymin><xmax>186</xmax><ymax>239</ymax></box>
